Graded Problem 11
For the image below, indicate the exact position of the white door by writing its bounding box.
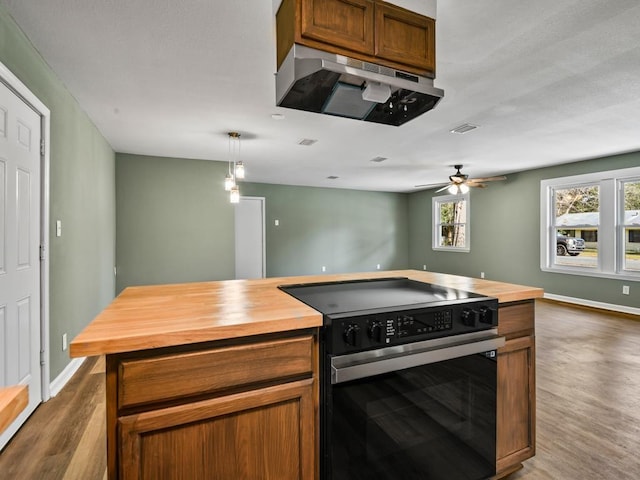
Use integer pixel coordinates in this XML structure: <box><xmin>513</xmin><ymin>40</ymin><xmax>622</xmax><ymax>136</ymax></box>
<box><xmin>235</xmin><ymin>196</ymin><xmax>265</xmax><ymax>279</ymax></box>
<box><xmin>0</xmin><ymin>80</ymin><xmax>42</xmax><ymax>450</ymax></box>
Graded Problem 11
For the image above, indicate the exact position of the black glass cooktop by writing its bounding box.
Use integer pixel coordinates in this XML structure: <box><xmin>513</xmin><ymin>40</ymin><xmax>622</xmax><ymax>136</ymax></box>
<box><xmin>278</xmin><ymin>277</ymin><xmax>487</xmax><ymax>316</ymax></box>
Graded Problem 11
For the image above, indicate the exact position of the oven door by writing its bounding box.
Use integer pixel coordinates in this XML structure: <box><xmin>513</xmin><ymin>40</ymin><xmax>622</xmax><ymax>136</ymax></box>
<box><xmin>323</xmin><ymin>331</ymin><xmax>505</xmax><ymax>480</ymax></box>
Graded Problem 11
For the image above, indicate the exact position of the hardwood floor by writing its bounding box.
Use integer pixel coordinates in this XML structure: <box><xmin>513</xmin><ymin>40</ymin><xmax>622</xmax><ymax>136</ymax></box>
<box><xmin>510</xmin><ymin>300</ymin><xmax>640</xmax><ymax>480</ymax></box>
<box><xmin>0</xmin><ymin>300</ymin><xmax>638</xmax><ymax>479</ymax></box>
<box><xmin>0</xmin><ymin>356</ymin><xmax>107</xmax><ymax>479</ymax></box>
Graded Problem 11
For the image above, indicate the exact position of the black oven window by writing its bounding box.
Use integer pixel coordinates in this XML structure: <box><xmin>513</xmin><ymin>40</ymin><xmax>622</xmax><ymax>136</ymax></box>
<box><xmin>328</xmin><ymin>353</ymin><xmax>497</xmax><ymax>480</ymax></box>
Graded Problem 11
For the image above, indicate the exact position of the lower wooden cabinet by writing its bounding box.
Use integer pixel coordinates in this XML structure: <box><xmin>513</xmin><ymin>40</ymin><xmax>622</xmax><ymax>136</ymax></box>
<box><xmin>496</xmin><ymin>301</ymin><xmax>536</xmax><ymax>478</ymax></box>
<box><xmin>106</xmin><ymin>331</ymin><xmax>319</xmax><ymax>480</ymax></box>
<box><xmin>119</xmin><ymin>379</ymin><xmax>315</xmax><ymax>480</ymax></box>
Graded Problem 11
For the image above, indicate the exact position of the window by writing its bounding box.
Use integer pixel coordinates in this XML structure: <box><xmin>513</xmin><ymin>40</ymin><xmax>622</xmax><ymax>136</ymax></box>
<box><xmin>553</xmin><ymin>184</ymin><xmax>599</xmax><ymax>268</ymax></box>
<box><xmin>433</xmin><ymin>193</ymin><xmax>469</xmax><ymax>252</ymax></box>
<box><xmin>540</xmin><ymin>166</ymin><xmax>640</xmax><ymax>280</ymax></box>
<box><xmin>622</xmin><ymin>180</ymin><xmax>640</xmax><ymax>272</ymax></box>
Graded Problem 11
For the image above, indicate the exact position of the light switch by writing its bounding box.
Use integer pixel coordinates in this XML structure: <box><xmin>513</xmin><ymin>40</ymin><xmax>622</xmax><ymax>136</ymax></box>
<box><xmin>56</xmin><ymin>220</ymin><xmax>62</xmax><ymax>237</ymax></box>
<box><xmin>275</xmin><ymin>219</ymin><xmax>279</xmax><ymax>226</ymax></box>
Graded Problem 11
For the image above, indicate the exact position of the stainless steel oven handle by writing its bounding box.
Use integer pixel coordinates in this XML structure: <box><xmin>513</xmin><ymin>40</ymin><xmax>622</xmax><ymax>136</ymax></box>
<box><xmin>331</xmin><ymin>334</ymin><xmax>505</xmax><ymax>384</ymax></box>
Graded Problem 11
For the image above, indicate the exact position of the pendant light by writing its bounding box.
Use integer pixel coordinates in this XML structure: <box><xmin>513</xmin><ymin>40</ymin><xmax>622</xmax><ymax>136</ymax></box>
<box><xmin>230</xmin><ymin>185</ymin><xmax>240</xmax><ymax>203</ymax></box>
<box><xmin>224</xmin><ymin>131</ymin><xmax>246</xmax><ymax>202</ymax></box>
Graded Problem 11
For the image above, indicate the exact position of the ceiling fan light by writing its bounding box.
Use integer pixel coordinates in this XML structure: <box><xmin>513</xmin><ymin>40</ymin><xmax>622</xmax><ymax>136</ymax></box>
<box><xmin>448</xmin><ymin>184</ymin><xmax>459</xmax><ymax>195</ymax></box>
<box><xmin>459</xmin><ymin>183</ymin><xmax>470</xmax><ymax>194</ymax></box>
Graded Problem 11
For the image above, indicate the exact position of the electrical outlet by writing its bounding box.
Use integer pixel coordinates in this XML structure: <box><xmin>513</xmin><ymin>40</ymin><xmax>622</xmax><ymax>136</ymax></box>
<box><xmin>376</xmin><ymin>264</ymin><xmax>381</xmax><ymax>270</ymax></box>
<box><xmin>322</xmin><ymin>266</ymin><xmax>326</xmax><ymax>272</ymax></box>
<box><xmin>423</xmin><ymin>265</ymin><xmax>427</xmax><ymax>270</ymax></box>
<box><xmin>274</xmin><ymin>219</ymin><xmax>279</xmax><ymax>226</ymax></box>
<box><xmin>62</xmin><ymin>333</ymin><xmax>68</xmax><ymax>351</ymax></box>
<box><xmin>481</xmin><ymin>272</ymin><xmax>485</xmax><ymax>279</ymax></box>
<box><xmin>622</xmin><ymin>285</ymin><xmax>630</xmax><ymax>295</ymax></box>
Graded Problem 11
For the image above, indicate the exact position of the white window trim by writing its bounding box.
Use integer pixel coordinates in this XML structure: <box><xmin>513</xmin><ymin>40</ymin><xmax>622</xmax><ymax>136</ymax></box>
<box><xmin>540</xmin><ymin>165</ymin><xmax>640</xmax><ymax>282</ymax></box>
<box><xmin>432</xmin><ymin>193</ymin><xmax>470</xmax><ymax>253</ymax></box>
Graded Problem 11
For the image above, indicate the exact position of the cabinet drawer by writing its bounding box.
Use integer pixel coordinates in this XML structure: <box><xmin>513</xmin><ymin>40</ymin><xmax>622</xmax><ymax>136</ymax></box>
<box><xmin>499</xmin><ymin>301</ymin><xmax>535</xmax><ymax>337</ymax></box>
<box><xmin>118</xmin><ymin>335</ymin><xmax>314</xmax><ymax>408</ymax></box>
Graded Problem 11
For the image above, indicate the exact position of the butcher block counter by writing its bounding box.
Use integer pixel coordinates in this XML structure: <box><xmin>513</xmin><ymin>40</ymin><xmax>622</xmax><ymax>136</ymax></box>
<box><xmin>70</xmin><ymin>270</ymin><xmax>543</xmax><ymax>480</ymax></box>
<box><xmin>70</xmin><ymin>270</ymin><xmax>541</xmax><ymax>357</ymax></box>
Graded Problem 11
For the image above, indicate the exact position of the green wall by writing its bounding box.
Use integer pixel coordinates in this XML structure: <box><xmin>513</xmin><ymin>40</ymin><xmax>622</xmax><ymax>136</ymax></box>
<box><xmin>0</xmin><ymin>7</ymin><xmax>116</xmax><ymax>379</ymax></box>
<box><xmin>114</xmin><ymin>155</ymin><xmax>409</xmax><ymax>291</ymax></box>
<box><xmin>242</xmin><ymin>183</ymin><xmax>409</xmax><ymax>277</ymax></box>
<box><xmin>115</xmin><ymin>154</ymin><xmax>235</xmax><ymax>292</ymax></box>
<box><xmin>408</xmin><ymin>152</ymin><xmax>640</xmax><ymax>309</ymax></box>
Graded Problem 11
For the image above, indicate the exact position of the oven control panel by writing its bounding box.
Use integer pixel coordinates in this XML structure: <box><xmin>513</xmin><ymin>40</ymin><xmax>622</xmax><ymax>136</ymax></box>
<box><xmin>328</xmin><ymin>299</ymin><xmax>498</xmax><ymax>354</ymax></box>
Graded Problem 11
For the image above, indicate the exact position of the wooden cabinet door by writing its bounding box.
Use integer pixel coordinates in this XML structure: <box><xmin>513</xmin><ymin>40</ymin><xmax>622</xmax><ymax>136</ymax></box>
<box><xmin>300</xmin><ymin>0</ymin><xmax>375</xmax><ymax>54</ymax></box>
<box><xmin>118</xmin><ymin>378</ymin><xmax>316</xmax><ymax>480</ymax></box>
<box><xmin>496</xmin><ymin>335</ymin><xmax>536</xmax><ymax>475</ymax></box>
<box><xmin>374</xmin><ymin>2</ymin><xmax>435</xmax><ymax>74</ymax></box>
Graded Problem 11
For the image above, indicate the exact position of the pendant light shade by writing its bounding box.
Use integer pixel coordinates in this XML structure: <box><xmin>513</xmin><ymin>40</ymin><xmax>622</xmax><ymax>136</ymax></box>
<box><xmin>230</xmin><ymin>185</ymin><xmax>240</xmax><ymax>203</ymax></box>
<box><xmin>234</xmin><ymin>161</ymin><xmax>245</xmax><ymax>179</ymax></box>
<box><xmin>224</xmin><ymin>173</ymin><xmax>235</xmax><ymax>191</ymax></box>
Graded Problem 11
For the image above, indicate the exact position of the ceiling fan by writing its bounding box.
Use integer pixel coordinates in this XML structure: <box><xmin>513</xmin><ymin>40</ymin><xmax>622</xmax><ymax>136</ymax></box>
<box><xmin>415</xmin><ymin>164</ymin><xmax>506</xmax><ymax>193</ymax></box>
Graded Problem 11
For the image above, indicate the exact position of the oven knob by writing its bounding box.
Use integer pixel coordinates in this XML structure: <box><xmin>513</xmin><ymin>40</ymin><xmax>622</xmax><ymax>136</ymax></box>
<box><xmin>368</xmin><ymin>321</ymin><xmax>385</xmax><ymax>343</ymax></box>
<box><xmin>461</xmin><ymin>308</ymin><xmax>479</xmax><ymax>327</ymax></box>
<box><xmin>479</xmin><ymin>306</ymin><xmax>494</xmax><ymax>324</ymax></box>
<box><xmin>343</xmin><ymin>324</ymin><xmax>362</xmax><ymax>347</ymax></box>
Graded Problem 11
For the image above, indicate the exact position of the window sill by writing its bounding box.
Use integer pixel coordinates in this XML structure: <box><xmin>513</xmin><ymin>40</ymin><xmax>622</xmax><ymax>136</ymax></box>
<box><xmin>432</xmin><ymin>247</ymin><xmax>470</xmax><ymax>253</ymax></box>
<box><xmin>540</xmin><ymin>265</ymin><xmax>640</xmax><ymax>282</ymax></box>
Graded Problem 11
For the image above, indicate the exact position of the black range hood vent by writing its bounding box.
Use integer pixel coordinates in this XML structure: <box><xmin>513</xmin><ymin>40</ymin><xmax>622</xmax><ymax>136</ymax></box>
<box><xmin>275</xmin><ymin>45</ymin><xmax>444</xmax><ymax>127</ymax></box>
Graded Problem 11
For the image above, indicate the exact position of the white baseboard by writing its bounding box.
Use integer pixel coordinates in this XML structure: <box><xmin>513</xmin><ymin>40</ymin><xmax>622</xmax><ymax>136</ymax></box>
<box><xmin>49</xmin><ymin>357</ymin><xmax>85</xmax><ymax>397</ymax></box>
<box><xmin>544</xmin><ymin>293</ymin><xmax>640</xmax><ymax>316</ymax></box>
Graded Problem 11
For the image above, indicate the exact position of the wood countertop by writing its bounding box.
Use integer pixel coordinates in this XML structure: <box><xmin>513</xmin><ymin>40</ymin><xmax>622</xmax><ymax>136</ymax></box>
<box><xmin>70</xmin><ymin>270</ymin><xmax>543</xmax><ymax>357</ymax></box>
<box><xmin>0</xmin><ymin>385</ymin><xmax>28</xmax><ymax>435</ymax></box>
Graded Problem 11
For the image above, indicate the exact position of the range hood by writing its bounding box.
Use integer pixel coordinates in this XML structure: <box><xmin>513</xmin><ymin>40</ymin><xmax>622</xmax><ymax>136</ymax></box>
<box><xmin>275</xmin><ymin>44</ymin><xmax>444</xmax><ymax>127</ymax></box>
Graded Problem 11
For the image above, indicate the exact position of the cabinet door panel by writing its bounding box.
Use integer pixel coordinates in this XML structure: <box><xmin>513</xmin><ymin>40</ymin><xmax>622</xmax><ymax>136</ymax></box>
<box><xmin>374</xmin><ymin>2</ymin><xmax>435</xmax><ymax>73</ymax></box>
<box><xmin>496</xmin><ymin>335</ymin><xmax>536</xmax><ymax>473</ymax></box>
<box><xmin>301</xmin><ymin>0</ymin><xmax>375</xmax><ymax>54</ymax></box>
<box><xmin>119</xmin><ymin>378</ymin><xmax>315</xmax><ymax>480</ymax></box>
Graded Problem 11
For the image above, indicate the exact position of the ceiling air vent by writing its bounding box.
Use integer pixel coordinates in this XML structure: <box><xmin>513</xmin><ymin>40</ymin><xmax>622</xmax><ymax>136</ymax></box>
<box><xmin>450</xmin><ymin>123</ymin><xmax>479</xmax><ymax>134</ymax></box>
<box><xmin>370</xmin><ymin>156</ymin><xmax>388</xmax><ymax>163</ymax></box>
<box><xmin>298</xmin><ymin>138</ymin><xmax>318</xmax><ymax>146</ymax></box>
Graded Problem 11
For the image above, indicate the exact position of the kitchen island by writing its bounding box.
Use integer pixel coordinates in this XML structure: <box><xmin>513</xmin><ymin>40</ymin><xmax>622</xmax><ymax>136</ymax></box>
<box><xmin>71</xmin><ymin>270</ymin><xmax>543</xmax><ymax>479</ymax></box>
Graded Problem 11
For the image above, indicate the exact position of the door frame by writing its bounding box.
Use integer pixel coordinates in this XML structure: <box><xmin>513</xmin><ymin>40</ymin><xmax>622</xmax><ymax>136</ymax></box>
<box><xmin>235</xmin><ymin>196</ymin><xmax>266</xmax><ymax>279</ymax></box>
<box><xmin>0</xmin><ymin>60</ymin><xmax>51</xmax><ymax>401</ymax></box>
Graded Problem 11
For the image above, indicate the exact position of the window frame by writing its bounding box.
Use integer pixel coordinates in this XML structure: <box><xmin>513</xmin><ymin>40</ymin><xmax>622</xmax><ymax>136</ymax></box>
<box><xmin>432</xmin><ymin>193</ymin><xmax>470</xmax><ymax>253</ymax></box>
<box><xmin>540</xmin><ymin>166</ymin><xmax>640</xmax><ymax>281</ymax></box>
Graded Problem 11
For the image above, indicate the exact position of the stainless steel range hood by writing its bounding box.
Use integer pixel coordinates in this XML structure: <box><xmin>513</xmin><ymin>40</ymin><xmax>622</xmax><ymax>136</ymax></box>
<box><xmin>275</xmin><ymin>44</ymin><xmax>444</xmax><ymax>127</ymax></box>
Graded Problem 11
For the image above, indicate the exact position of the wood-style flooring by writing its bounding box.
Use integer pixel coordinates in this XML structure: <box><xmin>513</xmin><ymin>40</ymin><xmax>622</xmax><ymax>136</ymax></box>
<box><xmin>0</xmin><ymin>299</ymin><xmax>638</xmax><ymax>479</ymax></box>
<box><xmin>0</xmin><ymin>356</ymin><xmax>107</xmax><ymax>479</ymax></box>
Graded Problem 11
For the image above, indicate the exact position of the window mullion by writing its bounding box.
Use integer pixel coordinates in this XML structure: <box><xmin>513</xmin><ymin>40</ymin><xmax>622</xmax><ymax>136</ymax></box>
<box><xmin>599</xmin><ymin>179</ymin><xmax>616</xmax><ymax>274</ymax></box>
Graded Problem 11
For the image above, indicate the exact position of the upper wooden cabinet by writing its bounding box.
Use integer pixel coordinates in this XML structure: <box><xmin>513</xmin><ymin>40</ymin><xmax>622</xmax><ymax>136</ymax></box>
<box><xmin>374</xmin><ymin>2</ymin><xmax>435</xmax><ymax>74</ymax></box>
<box><xmin>277</xmin><ymin>0</ymin><xmax>436</xmax><ymax>77</ymax></box>
<box><xmin>300</xmin><ymin>0</ymin><xmax>375</xmax><ymax>55</ymax></box>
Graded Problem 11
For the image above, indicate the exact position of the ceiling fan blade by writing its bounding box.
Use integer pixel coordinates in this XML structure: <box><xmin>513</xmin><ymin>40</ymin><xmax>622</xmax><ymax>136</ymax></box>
<box><xmin>435</xmin><ymin>184</ymin><xmax>452</xmax><ymax>193</ymax></box>
<box><xmin>414</xmin><ymin>182</ymin><xmax>446</xmax><ymax>188</ymax></box>
<box><xmin>468</xmin><ymin>175</ymin><xmax>507</xmax><ymax>183</ymax></box>
<box><xmin>468</xmin><ymin>183</ymin><xmax>487</xmax><ymax>188</ymax></box>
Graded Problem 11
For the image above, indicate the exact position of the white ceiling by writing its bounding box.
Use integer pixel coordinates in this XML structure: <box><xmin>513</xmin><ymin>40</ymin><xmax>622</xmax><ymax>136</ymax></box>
<box><xmin>3</xmin><ymin>0</ymin><xmax>640</xmax><ymax>192</ymax></box>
